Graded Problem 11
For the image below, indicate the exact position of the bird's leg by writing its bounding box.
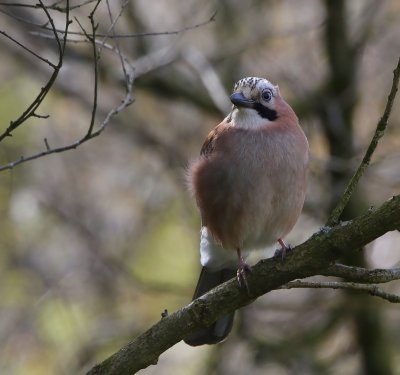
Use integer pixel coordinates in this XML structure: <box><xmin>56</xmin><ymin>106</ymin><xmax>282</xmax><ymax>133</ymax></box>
<box><xmin>236</xmin><ymin>248</ymin><xmax>252</xmax><ymax>291</ymax></box>
<box><xmin>274</xmin><ymin>238</ymin><xmax>292</xmax><ymax>261</ymax></box>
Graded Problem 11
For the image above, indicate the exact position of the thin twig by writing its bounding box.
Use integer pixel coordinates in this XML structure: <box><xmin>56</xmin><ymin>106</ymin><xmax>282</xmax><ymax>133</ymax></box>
<box><xmin>49</xmin><ymin>0</ymin><xmax>96</xmax><ymax>12</ymax></box>
<box><xmin>0</xmin><ymin>29</ymin><xmax>56</xmax><ymax>68</ymax></box>
<box><xmin>326</xmin><ymin>57</ymin><xmax>400</xmax><ymax>226</ymax></box>
<box><xmin>0</xmin><ymin>84</ymin><xmax>134</xmax><ymax>172</ymax></box>
<box><xmin>0</xmin><ymin>0</ymin><xmax>179</xmax><ymax>172</ymax></box>
<box><xmin>0</xmin><ymin>49</ymin><xmax>135</xmax><ymax>172</ymax></box>
<box><xmin>280</xmin><ymin>280</ymin><xmax>400</xmax><ymax>303</ymax></box>
<box><xmin>44</xmin><ymin>138</ymin><xmax>50</xmax><ymax>151</ymax></box>
<box><xmin>83</xmin><ymin>1</ymin><xmax>101</xmax><ymax>137</ymax></box>
<box><xmin>0</xmin><ymin>0</ymin><xmax>96</xmax><ymax>11</ymax></box>
<box><xmin>100</xmin><ymin>0</ymin><xmax>130</xmax><ymax>54</ymax></box>
<box><xmin>321</xmin><ymin>263</ymin><xmax>400</xmax><ymax>284</ymax></box>
<box><xmin>38</xmin><ymin>0</ymin><xmax>63</xmax><ymax>55</ymax></box>
<box><xmin>0</xmin><ymin>0</ymin><xmax>70</xmax><ymax>142</ymax></box>
<box><xmin>24</xmin><ymin>10</ymin><xmax>217</xmax><ymax>40</ymax></box>
<box><xmin>30</xmin><ymin>31</ymin><xmax>164</xmax><ymax>79</ymax></box>
<box><xmin>0</xmin><ymin>2</ymin><xmax>39</xmax><ymax>8</ymax></box>
<box><xmin>32</xmin><ymin>113</ymin><xmax>49</xmax><ymax>119</ymax></box>
<box><xmin>88</xmin><ymin>1</ymin><xmax>101</xmax><ymax>135</ymax></box>
<box><xmin>105</xmin><ymin>0</ymin><xmax>131</xmax><ymax>87</ymax></box>
<box><xmin>73</xmin><ymin>0</ymin><xmax>101</xmax><ymax>138</ymax></box>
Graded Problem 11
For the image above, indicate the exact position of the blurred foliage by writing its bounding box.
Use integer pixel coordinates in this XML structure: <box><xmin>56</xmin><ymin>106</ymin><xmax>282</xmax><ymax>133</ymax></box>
<box><xmin>0</xmin><ymin>0</ymin><xmax>400</xmax><ymax>374</ymax></box>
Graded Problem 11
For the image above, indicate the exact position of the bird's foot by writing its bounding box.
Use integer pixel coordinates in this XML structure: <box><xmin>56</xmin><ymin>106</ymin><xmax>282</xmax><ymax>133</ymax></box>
<box><xmin>237</xmin><ymin>258</ymin><xmax>252</xmax><ymax>292</ymax></box>
<box><xmin>274</xmin><ymin>238</ymin><xmax>292</xmax><ymax>261</ymax></box>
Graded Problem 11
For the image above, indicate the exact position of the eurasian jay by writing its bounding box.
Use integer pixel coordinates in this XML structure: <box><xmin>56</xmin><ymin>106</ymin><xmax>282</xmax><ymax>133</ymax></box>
<box><xmin>184</xmin><ymin>77</ymin><xmax>309</xmax><ymax>346</ymax></box>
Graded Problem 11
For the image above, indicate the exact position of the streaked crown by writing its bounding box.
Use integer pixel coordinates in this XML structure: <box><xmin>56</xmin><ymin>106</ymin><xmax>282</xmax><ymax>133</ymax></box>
<box><xmin>233</xmin><ymin>77</ymin><xmax>278</xmax><ymax>101</ymax></box>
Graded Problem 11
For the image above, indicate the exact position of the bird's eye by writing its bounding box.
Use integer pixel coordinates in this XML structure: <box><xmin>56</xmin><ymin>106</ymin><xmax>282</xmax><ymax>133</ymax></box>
<box><xmin>261</xmin><ymin>89</ymin><xmax>273</xmax><ymax>102</ymax></box>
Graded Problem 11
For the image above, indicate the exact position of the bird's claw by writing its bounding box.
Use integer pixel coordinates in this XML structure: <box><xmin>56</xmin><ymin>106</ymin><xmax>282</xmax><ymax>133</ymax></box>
<box><xmin>237</xmin><ymin>260</ymin><xmax>252</xmax><ymax>292</ymax></box>
<box><xmin>274</xmin><ymin>243</ymin><xmax>292</xmax><ymax>261</ymax></box>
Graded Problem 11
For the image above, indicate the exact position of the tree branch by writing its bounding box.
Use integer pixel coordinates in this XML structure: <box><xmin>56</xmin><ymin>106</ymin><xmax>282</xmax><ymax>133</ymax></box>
<box><xmin>326</xmin><ymin>57</ymin><xmax>400</xmax><ymax>226</ymax></box>
<box><xmin>0</xmin><ymin>0</ymin><xmax>71</xmax><ymax>142</ymax></box>
<box><xmin>0</xmin><ymin>0</ymin><xmax>96</xmax><ymax>12</ymax></box>
<box><xmin>280</xmin><ymin>280</ymin><xmax>400</xmax><ymax>303</ymax></box>
<box><xmin>4</xmin><ymin>5</ymin><xmax>217</xmax><ymax>39</ymax></box>
<box><xmin>0</xmin><ymin>1</ymin><xmax>135</xmax><ymax>172</ymax></box>
<box><xmin>0</xmin><ymin>28</ymin><xmax>57</xmax><ymax>68</ymax></box>
<box><xmin>321</xmin><ymin>263</ymin><xmax>400</xmax><ymax>283</ymax></box>
<box><xmin>0</xmin><ymin>2</ymin><xmax>217</xmax><ymax>172</ymax></box>
<box><xmin>86</xmin><ymin>195</ymin><xmax>400</xmax><ymax>374</ymax></box>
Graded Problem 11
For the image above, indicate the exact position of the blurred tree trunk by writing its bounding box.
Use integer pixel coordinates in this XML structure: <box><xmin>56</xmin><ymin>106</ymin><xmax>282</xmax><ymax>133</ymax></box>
<box><xmin>320</xmin><ymin>1</ymin><xmax>393</xmax><ymax>374</ymax></box>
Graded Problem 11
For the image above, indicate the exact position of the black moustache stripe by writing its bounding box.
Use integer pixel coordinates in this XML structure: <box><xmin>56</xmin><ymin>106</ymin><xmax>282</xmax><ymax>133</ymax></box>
<box><xmin>253</xmin><ymin>103</ymin><xmax>278</xmax><ymax>121</ymax></box>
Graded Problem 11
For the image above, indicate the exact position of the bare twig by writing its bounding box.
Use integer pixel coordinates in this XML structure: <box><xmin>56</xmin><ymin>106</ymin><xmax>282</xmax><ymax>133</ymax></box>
<box><xmin>1</xmin><ymin>0</ymin><xmax>215</xmax><ymax>172</ymax></box>
<box><xmin>0</xmin><ymin>0</ymin><xmax>71</xmax><ymax>142</ymax></box>
<box><xmin>0</xmin><ymin>0</ymin><xmax>96</xmax><ymax>11</ymax></box>
<box><xmin>100</xmin><ymin>0</ymin><xmax>129</xmax><ymax>52</ymax></box>
<box><xmin>4</xmin><ymin>7</ymin><xmax>217</xmax><ymax>40</ymax></box>
<box><xmin>104</xmin><ymin>0</ymin><xmax>130</xmax><ymax>89</ymax></box>
<box><xmin>0</xmin><ymin>2</ymin><xmax>39</xmax><ymax>8</ymax></box>
<box><xmin>280</xmin><ymin>280</ymin><xmax>400</xmax><ymax>303</ymax></box>
<box><xmin>0</xmin><ymin>1</ymin><xmax>133</xmax><ymax>171</ymax></box>
<box><xmin>49</xmin><ymin>0</ymin><xmax>97</xmax><ymax>12</ymax></box>
<box><xmin>0</xmin><ymin>29</ymin><xmax>56</xmax><ymax>68</ymax></box>
<box><xmin>0</xmin><ymin>7</ymin><xmax>135</xmax><ymax>175</ymax></box>
<box><xmin>0</xmin><ymin>1</ymin><xmax>215</xmax><ymax>171</ymax></box>
<box><xmin>0</xmin><ymin>70</ymin><xmax>134</xmax><ymax>172</ymax></box>
<box><xmin>326</xmin><ymin>57</ymin><xmax>400</xmax><ymax>226</ymax></box>
<box><xmin>321</xmin><ymin>263</ymin><xmax>400</xmax><ymax>284</ymax></box>
<box><xmin>44</xmin><ymin>138</ymin><xmax>50</xmax><ymax>151</ymax></box>
<box><xmin>21</xmin><ymin>30</ymin><xmax>138</xmax><ymax>71</ymax></box>
<box><xmin>81</xmin><ymin>0</ymin><xmax>101</xmax><ymax>137</ymax></box>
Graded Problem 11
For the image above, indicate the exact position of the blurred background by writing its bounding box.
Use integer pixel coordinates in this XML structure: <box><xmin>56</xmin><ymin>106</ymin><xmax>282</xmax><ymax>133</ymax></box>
<box><xmin>0</xmin><ymin>0</ymin><xmax>400</xmax><ymax>374</ymax></box>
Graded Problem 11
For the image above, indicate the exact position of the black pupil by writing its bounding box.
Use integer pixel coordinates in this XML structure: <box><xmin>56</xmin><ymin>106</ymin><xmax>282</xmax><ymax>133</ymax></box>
<box><xmin>263</xmin><ymin>91</ymin><xmax>271</xmax><ymax>100</ymax></box>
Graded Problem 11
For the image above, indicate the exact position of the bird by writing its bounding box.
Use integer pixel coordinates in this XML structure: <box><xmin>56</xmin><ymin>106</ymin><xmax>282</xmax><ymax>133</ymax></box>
<box><xmin>184</xmin><ymin>77</ymin><xmax>309</xmax><ymax>346</ymax></box>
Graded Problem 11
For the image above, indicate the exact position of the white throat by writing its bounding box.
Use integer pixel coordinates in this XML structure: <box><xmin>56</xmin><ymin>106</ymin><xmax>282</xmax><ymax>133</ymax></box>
<box><xmin>231</xmin><ymin>108</ymin><xmax>270</xmax><ymax>129</ymax></box>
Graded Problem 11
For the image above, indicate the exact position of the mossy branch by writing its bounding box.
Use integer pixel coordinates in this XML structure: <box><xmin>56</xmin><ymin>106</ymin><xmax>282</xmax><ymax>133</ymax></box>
<box><xmin>87</xmin><ymin>195</ymin><xmax>400</xmax><ymax>375</ymax></box>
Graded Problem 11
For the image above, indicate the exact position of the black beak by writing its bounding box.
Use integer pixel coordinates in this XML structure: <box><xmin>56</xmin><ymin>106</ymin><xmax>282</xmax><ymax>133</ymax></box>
<box><xmin>230</xmin><ymin>92</ymin><xmax>255</xmax><ymax>108</ymax></box>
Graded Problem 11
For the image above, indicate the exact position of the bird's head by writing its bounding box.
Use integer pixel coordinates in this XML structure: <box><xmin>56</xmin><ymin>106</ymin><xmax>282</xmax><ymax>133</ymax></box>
<box><xmin>229</xmin><ymin>77</ymin><xmax>281</xmax><ymax>129</ymax></box>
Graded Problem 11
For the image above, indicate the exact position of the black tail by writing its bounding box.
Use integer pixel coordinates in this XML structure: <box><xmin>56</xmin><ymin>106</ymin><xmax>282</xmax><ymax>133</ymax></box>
<box><xmin>184</xmin><ymin>267</ymin><xmax>236</xmax><ymax>346</ymax></box>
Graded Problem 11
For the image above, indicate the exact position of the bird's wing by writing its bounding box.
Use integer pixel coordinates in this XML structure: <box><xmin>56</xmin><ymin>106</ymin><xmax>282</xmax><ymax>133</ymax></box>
<box><xmin>200</xmin><ymin>118</ymin><xmax>232</xmax><ymax>157</ymax></box>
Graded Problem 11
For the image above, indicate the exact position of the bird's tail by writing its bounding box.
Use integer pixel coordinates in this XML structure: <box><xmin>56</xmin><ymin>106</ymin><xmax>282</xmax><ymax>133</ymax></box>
<box><xmin>184</xmin><ymin>267</ymin><xmax>236</xmax><ymax>346</ymax></box>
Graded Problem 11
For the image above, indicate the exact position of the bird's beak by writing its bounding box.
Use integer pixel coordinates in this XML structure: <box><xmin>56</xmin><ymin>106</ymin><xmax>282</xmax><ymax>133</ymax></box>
<box><xmin>230</xmin><ymin>92</ymin><xmax>255</xmax><ymax>109</ymax></box>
